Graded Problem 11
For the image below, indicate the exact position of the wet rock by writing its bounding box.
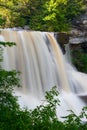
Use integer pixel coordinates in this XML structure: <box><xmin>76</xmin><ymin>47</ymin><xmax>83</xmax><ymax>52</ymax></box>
<box><xmin>79</xmin><ymin>95</ymin><xmax>87</xmax><ymax>104</ymax></box>
<box><xmin>54</xmin><ymin>32</ymin><xmax>69</xmax><ymax>54</ymax></box>
<box><xmin>69</xmin><ymin>11</ymin><xmax>87</xmax><ymax>53</ymax></box>
<box><xmin>23</xmin><ymin>25</ymin><xmax>30</xmax><ymax>30</ymax></box>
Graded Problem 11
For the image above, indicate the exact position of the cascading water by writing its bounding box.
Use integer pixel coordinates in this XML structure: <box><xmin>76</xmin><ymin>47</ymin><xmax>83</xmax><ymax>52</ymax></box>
<box><xmin>0</xmin><ymin>29</ymin><xmax>87</xmax><ymax>119</ymax></box>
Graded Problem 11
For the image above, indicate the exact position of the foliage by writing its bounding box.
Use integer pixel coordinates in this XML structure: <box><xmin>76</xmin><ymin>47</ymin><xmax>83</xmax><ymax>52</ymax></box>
<box><xmin>0</xmin><ymin>80</ymin><xmax>65</xmax><ymax>130</ymax></box>
<box><xmin>0</xmin><ymin>0</ymin><xmax>85</xmax><ymax>31</ymax></box>
<box><xmin>0</xmin><ymin>46</ymin><xmax>3</xmax><ymax>63</ymax></box>
<box><xmin>0</xmin><ymin>41</ymin><xmax>21</xmax><ymax>130</ymax></box>
<box><xmin>43</xmin><ymin>0</ymin><xmax>69</xmax><ymax>31</ymax></box>
<box><xmin>0</xmin><ymin>41</ymin><xmax>16</xmax><ymax>46</ymax></box>
<box><xmin>43</xmin><ymin>0</ymin><xmax>84</xmax><ymax>31</ymax></box>
<box><xmin>28</xmin><ymin>86</ymin><xmax>64</xmax><ymax>130</ymax></box>
<box><xmin>0</xmin><ymin>69</ymin><xmax>20</xmax><ymax>92</ymax></box>
<box><xmin>63</xmin><ymin>107</ymin><xmax>87</xmax><ymax>130</ymax></box>
<box><xmin>0</xmin><ymin>15</ymin><xmax>6</xmax><ymax>27</ymax></box>
<box><xmin>71</xmin><ymin>50</ymin><xmax>87</xmax><ymax>73</ymax></box>
<box><xmin>0</xmin><ymin>41</ymin><xmax>16</xmax><ymax>66</ymax></box>
<box><xmin>0</xmin><ymin>81</ymin><xmax>87</xmax><ymax>130</ymax></box>
<box><xmin>65</xmin><ymin>0</ymin><xmax>84</xmax><ymax>20</ymax></box>
<box><xmin>0</xmin><ymin>0</ymin><xmax>30</xmax><ymax>27</ymax></box>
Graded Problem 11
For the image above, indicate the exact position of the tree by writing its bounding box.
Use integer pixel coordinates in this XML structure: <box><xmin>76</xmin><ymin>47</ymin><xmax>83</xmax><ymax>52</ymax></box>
<box><xmin>0</xmin><ymin>15</ymin><xmax>6</xmax><ymax>27</ymax></box>
<box><xmin>0</xmin><ymin>0</ymin><xmax>30</xmax><ymax>27</ymax></box>
<box><xmin>0</xmin><ymin>41</ymin><xmax>21</xmax><ymax>129</ymax></box>
<box><xmin>0</xmin><ymin>0</ymin><xmax>85</xmax><ymax>31</ymax></box>
<box><xmin>43</xmin><ymin>0</ymin><xmax>84</xmax><ymax>31</ymax></box>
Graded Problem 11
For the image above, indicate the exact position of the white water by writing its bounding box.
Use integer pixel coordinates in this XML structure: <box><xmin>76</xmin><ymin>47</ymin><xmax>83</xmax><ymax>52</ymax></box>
<box><xmin>0</xmin><ymin>29</ymin><xmax>87</xmax><ymax>119</ymax></box>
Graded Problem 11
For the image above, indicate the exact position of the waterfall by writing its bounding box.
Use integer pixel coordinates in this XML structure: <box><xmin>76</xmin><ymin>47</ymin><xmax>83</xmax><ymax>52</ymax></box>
<box><xmin>0</xmin><ymin>29</ymin><xmax>87</xmax><ymax>119</ymax></box>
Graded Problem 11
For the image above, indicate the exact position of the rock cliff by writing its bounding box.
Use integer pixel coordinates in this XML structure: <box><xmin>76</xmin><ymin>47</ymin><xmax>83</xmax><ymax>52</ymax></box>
<box><xmin>69</xmin><ymin>9</ymin><xmax>87</xmax><ymax>53</ymax></box>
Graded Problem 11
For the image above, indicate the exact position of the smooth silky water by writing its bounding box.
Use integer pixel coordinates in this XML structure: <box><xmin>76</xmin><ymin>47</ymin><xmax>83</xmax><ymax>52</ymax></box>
<box><xmin>0</xmin><ymin>29</ymin><xmax>87</xmax><ymax>120</ymax></box>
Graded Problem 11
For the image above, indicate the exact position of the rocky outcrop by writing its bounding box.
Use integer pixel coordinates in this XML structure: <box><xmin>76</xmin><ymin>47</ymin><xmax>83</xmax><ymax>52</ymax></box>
<box><xmin>54</xmin><ymin>32</ymin><xmax>69</xmax><ymax>53</ymax></box>
<box><xmin>69</xmin><ymin>10</ymin><xmax>87</xmax><ymax>53</ymax></box>
<box><xmin>54</xmin><ymin>10</ymin><xmax>87</xmax><ymax>54</ymax></box>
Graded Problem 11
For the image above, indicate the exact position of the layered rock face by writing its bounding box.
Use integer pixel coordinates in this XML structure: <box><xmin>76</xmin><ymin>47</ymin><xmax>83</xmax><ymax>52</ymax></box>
<box><xmin>69</xmin><ymin>10</ymin><xmax>87</xmax><ymax>53</ymax></box>
<box><xmin>54</xmin><ymin>10</ymin><xmax>87</xmax><ymax>54</ymax></box>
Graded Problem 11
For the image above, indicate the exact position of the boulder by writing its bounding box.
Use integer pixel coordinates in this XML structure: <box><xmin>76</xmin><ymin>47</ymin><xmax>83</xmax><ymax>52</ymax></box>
<box><xmin>54</xmin><ymin>32</ymin><xmax>69</xmax><ymax>54</ymax></box>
